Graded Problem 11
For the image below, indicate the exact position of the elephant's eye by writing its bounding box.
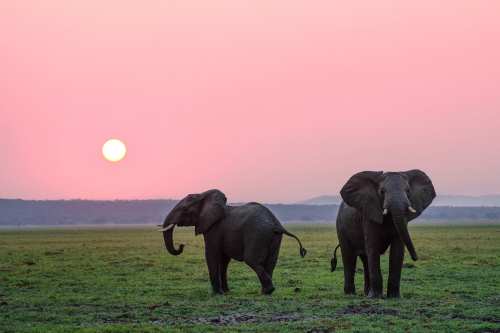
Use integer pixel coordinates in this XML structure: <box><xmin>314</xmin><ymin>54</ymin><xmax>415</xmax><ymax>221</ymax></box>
<box><xmin>380</xmin><ymin>188</ymin><xmax>385</xmax><ymax>195</ymax></box>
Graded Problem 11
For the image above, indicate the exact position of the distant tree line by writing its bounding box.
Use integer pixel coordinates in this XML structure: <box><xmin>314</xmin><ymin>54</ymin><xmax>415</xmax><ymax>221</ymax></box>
<box><xmin>0</xmin><ymin>199</ymin><xmax>500</xmax><ymax>226</ymax></box>
<box><xmin>266</xmin><ymin>204</ymin><xmax>500</xmax><ymax>221</ymax></box>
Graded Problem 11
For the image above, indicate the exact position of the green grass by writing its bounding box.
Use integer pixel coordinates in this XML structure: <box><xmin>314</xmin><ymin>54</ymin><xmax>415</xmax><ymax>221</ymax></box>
<box><xmin>0</xmin><ymin>224</ymin><xmax>499</xmax><ymax>332</ymax></box>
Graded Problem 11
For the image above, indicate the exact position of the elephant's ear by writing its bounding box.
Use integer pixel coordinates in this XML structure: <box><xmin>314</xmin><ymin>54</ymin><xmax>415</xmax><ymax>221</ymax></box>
<box><xmin>404</xmin><ymin>169</ymin><xmax>436</xmax><ymax>219</ymax></box>
<box><xmin>195</xmin><ymin>189</ymin><xmax>227</xmax><ymax>235</ymax></box>
<box><xmin>340</xmin><ymin>171</ymin><xmax>384</xmax><ymax>224</ymax></box>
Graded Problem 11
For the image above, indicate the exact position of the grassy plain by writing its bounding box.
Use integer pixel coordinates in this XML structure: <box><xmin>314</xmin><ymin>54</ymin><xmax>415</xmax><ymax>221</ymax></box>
<box><xmin>0</xmin><ymin>224</ymin><xmax>499</xmax><ymax>332</ymax></box>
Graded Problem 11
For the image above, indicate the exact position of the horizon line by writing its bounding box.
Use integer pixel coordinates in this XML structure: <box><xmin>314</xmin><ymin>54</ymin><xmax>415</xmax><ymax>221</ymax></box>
<box><xmin>2</xmin><ymin>193</ymin><xmax>500</xmax><ymax>203</ymax></box>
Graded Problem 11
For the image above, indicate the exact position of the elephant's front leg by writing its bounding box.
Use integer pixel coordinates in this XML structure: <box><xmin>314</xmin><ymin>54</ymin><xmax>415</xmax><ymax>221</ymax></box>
<box><xmin>221</xmin><ymin>256</ymin><xmax>231</xmax><ymax>292</ymax></box>
<box><xmin>366</xmin><ymin>249</ymin><xmax>383</xmax><ymax>298</ymax></box>
<box><xmin>360</xmin><ymin>255</ymin><xmax>370</xmax><ymax>296</ymax></box>
<box><xmin>205</xmin><ymin>248</ymin><xmax>224</xmax><ymax>294</ymax></box>
<box><xmin>364</xmin><ymin>223</ymin><xmax>383</xmax><ymax>298</ymax></box>
<box><xmin>387</xmin><ymin>238</ymin><xmax>404</xmax><ymax>298</ymax></box>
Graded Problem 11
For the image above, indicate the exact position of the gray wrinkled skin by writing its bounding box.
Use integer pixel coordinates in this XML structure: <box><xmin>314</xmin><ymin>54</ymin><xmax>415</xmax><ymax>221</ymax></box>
<box><xmin>162</xmin><ymin>189</ymin><xmax>306</xmax><ymax>295</ymax></box>
<box><xmin>332</xmin><ymin>170</ymin><xmax>435</xmax><ymax>298</ymax></box>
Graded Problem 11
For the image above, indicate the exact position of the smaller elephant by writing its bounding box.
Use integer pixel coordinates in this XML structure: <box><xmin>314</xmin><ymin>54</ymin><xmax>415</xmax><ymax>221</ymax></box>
<box><xmin>331</xmin><ymin>170</ymin><xmax>436</xmax><ymax>298</ymax></box>
<box><xmin>159</xmin><ymin>189</ymin><xmax>307</xmax><ymax>294</ymax></box>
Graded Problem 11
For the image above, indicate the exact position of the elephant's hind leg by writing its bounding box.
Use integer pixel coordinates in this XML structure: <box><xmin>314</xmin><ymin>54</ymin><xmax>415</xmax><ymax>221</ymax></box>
<box><xmin>244</xmin><ymin>248</ymin><xmax>274</xmax><ymax>294</ymax></box>
<box><xmin>247</xmin><ymin>262</ymin><xmax>274</xmax><ymax>295</ymax></box>
<box><xmin>264</xmin><ymin>234</ymin><xmax>282</xmax><ymax>279</ymax></box>
<box><xmin>340</xmin><ymin>242</ymin><xmax>357</xmax><ymax>295</ymax></box>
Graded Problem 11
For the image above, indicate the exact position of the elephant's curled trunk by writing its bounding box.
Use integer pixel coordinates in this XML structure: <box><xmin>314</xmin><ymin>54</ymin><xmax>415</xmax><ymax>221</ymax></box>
<box><xmin>162</xmin><ymin>225</ymin><xmax>184</xmax><ymax>255</ymax></box>
<box><xmin>393</xmin><ymin>216</ymin><xmax>418</xmax><ymax>261</ymax></box>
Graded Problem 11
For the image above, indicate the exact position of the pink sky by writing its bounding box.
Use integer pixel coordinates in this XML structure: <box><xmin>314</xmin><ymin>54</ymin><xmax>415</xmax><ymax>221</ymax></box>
<box><xmin>2</xmin><ymin>1</ymin><xmax>500</xmax><ymax>202</ymax></box>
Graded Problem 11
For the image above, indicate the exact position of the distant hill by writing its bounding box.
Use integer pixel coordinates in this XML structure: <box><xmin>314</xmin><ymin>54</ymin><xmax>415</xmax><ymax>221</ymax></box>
<box><xmin>1</xmin><ymin>199</ymin><xmax>500</xmax><ymax>226</ymax></box>
<box><xmin>299</xmin><ymin>194</ymin><xmax>500</xmax><ymax>207</ymax></box>
<box><xmin>299</xmin><ymin>195</ymin><xmax>343</xmax><ymax>205</ymax></box>
<box><xmin>433</xmin><ymin>195</ymin><xmax>500</xmax><ymax>206</ymax></box>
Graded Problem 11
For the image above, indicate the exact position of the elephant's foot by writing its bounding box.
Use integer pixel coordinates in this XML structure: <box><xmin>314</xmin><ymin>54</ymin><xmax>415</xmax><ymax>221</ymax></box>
<box><xmin>211</xmin><ymin>287</ymin><xmax>225</xmax><ymax>295</ymax></box>
<box><xmin>261</xmin><ymin>284</ymin><xmax>275</xmax><ymax>295</ymax></box>
<box><xmin>344</xmin><ymin>287</ymin><xmax>356</xmax><ymax>295</ymax></box>
<box><xmin>367</xmin><ymin>290</ymin><xmax>383</xmax><ymax>298</ymax></box>
<box><xmin>387</xmin><ymin>290</ymin><xmax>400</xmax><ymax>298</ymax></box>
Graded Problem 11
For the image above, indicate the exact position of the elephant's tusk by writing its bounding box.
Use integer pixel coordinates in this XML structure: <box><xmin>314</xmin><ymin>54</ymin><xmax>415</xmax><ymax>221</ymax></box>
<box><xmin>408</xmin><ymin>206</ymin><xmax>417</xmax><ymax>213</ymax></box>
<box><xmin>383</xmin><ymin>208</ymin><xmax>388</xmax><ymax>215</ymax></box>
<box><xmin>157</xmin><ymin>224</ymin><xmax>175</xmax><ymax>232</ymax></box>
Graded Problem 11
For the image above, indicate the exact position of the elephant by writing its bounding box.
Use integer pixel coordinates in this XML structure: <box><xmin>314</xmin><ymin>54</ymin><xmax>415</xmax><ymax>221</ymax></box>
<box><xmin>331</xmin><ymin>170</ymin><xmax>436</xmax><ymax>298</ymax></box>
<box><xmin>159</xmin><ymin>189</ymin><xmax>307</xmax><ymax>295</ymax></box>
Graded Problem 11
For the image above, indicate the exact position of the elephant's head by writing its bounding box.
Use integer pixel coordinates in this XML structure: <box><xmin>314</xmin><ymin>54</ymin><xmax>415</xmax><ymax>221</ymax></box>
<box><xmin>340</xmin><ymin>170</ymin><xmax>436</xmax><ymax>261</ymax></box>
<box><xmin>158</xmin><ymin>189</ymin><xmax>227</xmax><ymax>256</ymax></box>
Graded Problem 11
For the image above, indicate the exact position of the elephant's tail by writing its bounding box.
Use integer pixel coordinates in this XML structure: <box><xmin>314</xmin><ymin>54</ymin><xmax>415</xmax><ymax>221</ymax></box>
<box><xmin>281</xmin><ymin>230</ymin><xmax>307</xmax><ymax>258</ymax></box>
<box><xmin>331</xmin><ymin>245</ymin><xmax>341</xmax><ymax>272</ymax></box>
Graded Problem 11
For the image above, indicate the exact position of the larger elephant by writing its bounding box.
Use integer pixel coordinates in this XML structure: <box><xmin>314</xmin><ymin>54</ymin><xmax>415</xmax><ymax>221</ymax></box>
<box><xmin>331</xmin><ymin>170</ymin><xmax>436</xmax><ymax>298</ymax></box>
<box><xmin>159</xmin><ymin>189</ymin><xmax>307</xmax><ymax>295</ymax></box>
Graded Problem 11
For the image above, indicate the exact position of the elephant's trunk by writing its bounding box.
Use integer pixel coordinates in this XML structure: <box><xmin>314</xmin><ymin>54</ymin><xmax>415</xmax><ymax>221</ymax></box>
<box><xmin>392</xmin><ymin>215</ymin><xmax>418</xmax><ymax>261</ymax></box>
<box><xmin>162</xmin><ymin>224</ymin><xmax>184</xmax><ymax>255</ymax></box>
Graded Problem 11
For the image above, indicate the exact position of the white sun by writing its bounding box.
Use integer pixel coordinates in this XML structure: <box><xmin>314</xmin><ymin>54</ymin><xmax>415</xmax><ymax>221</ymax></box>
<box><xmin>102</xmin><ymin>139</ymin><xmax>127</xmax><ymax>162</ymax></box>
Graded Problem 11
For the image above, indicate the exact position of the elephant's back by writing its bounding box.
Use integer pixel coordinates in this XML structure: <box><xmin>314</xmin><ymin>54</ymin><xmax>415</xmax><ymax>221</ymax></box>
<box><xmin>337</xmin><ymin>202</ymin><xmax>359</xmax><ymax>225</ymax></box>
<box><xmin>227</xmin><ymin>203</ymin><xmax>281</xmax><ymax>230</ymax></box>
<box><xmin>225</xmin><ymin>204</ymin><xmax>282</xmax><ymax>256</ymax></box>
<box><xmin>336</xmin><ymin>202</ymin><xmax>365</xmax><ymax>254</ymax></box>
<box><xmin>336</xmin><ymin>202</ymin><xmax>363</xmax><ymax>235</ymax></box>
<box><xmin>230</xmin><ymin>203</ymin><xmax>284</xmax><ymax>235</ymax></box>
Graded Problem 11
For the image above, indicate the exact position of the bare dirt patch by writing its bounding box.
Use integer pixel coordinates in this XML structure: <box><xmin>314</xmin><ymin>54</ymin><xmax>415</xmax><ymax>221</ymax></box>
<box><xmin>337</xmin><ymin>303</ymin><xmax>399</xmax><ymax>316</ymax></box>
<box><xmin>189</xmin><ymin>312</ymin><xmax>312</xmax><ymax>326</ymax></box>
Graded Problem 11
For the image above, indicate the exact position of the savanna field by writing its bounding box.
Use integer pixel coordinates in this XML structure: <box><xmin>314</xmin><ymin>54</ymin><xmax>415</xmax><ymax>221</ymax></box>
<box><xmin>0</xmin><ymin>224</ymin><xmax>499</xmax><ymax>333</ymax></box>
